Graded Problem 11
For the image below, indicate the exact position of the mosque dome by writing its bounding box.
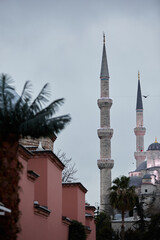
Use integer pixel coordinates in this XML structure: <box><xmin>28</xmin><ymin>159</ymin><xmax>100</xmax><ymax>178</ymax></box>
<box><xmin>135</xmin><ymin>161</ymin><xmax>147</xmax><ymax>171</ymax></box>
<box><xmin>148</xmin><ymin>138</ymin><xmax>160</xmax><ymax>151</ymax></box>
<box><xmin>129</xmin><ymin>176</ymin><xmax>142</xmax><ymax>187</ymax></box>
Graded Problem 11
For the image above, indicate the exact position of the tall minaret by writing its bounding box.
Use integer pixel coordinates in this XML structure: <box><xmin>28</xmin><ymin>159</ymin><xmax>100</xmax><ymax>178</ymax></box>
<box><xmin>134</xmin><ymin>71</ymin><xmax>146</xmax><ymax>168</ymax></box>
<box><xmin>97</xmin><ymin>34</ymin><xmax>114</xmax><ymax>214</ymax></box>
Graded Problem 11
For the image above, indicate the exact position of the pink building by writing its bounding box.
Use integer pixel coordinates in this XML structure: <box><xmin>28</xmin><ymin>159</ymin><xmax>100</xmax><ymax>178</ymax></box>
<box><xmin>85</xmin><ymin>205</ymin><xmax>96</xmax><ymax>240</ymax></box>
<box><xmin>18</xmin><ymin>138</ymin><xmax>96</xmax><ymax>240</ymax></box>
<box><xmin>62</xmin><ymin>183</ymin><xmax>87</xmax><ymax>225</ymax></box>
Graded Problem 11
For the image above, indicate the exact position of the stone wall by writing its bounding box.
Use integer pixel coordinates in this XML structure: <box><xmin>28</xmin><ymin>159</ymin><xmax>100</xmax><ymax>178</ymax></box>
<box><xmin>19</xmin><ymin>136</ymin><xmax>55</xmax><ymax>151</ymax></box>
<box><xmin>112</xmin><ymin>220</ymin><xmax>135</xmax><ymax>232</ymax></box>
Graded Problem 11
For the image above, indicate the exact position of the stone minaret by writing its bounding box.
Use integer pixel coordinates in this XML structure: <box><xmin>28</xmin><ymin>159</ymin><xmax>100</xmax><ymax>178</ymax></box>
<box><xmin>134</xmin><ymin>71</ymin><xmax>146</xmax><ymax>168</ymax></box>
<box><xmin>97</xmin><ymin>35</ymin><xmax>114</xmax><ymax>214</ymax></box>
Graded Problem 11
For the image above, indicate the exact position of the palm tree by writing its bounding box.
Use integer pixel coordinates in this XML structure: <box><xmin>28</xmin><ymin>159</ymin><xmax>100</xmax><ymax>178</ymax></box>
<box><xmin>0</xmin><ymin>74</ymin><xmax>71</xmax><ymax>240</ymax></box>
<box><xmin>95</xmin><ymin>212</ymin><xmax>113</xmax><ymax>240</ymax></box>
<box><xmin>110</xmin><ymin>176</ymin><xmax>137</xmax><ymax>240</ymax></box>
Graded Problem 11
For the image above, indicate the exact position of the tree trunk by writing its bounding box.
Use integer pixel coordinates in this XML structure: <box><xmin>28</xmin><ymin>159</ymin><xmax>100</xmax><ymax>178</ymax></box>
<box><xmin>0</xmin><ymin>135</ymin><xmax>22</xmax><ymax>240</ymax></box>
<box><xmin>121</xmin><ymin>211</ymin><xmax>125</xmax><ymax>240</ymax></box>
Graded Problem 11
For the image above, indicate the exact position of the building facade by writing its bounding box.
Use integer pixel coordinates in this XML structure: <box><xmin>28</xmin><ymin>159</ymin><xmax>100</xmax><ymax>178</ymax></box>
<box><xmin>18</xmin><ymin>137</ymin><xmax>96</xmax><ymax>240</ymax></box>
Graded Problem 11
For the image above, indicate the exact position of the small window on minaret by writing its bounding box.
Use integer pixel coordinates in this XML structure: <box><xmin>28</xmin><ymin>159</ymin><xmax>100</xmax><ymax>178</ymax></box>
<box><xmin>145</xmin><ymin>189</ymin><xmax>147</xmax><ymax>193</ymax></box>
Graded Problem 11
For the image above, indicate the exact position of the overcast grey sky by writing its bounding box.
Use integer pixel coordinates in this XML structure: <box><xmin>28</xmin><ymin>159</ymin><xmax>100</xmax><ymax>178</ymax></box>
<box><xmin>0</xmin><ymin>0</ymin><xmax>160</xmax><ymax>206</ymax></box>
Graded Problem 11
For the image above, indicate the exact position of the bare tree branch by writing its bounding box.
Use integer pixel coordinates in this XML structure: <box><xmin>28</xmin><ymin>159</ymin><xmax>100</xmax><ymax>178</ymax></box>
<box><xmin>57</xmin><ymin>149</ymin><xmax>78</xmax><ymax>182</ymax></box>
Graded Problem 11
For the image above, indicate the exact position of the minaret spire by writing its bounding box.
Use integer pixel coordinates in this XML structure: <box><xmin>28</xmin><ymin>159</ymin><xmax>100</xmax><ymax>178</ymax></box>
<box><xmin>138</xmin><ymin>70</ymin><xmax>140</xmax><ymax>81</ymax></box>
<box><xmin>100</xmin><ymin>34</ymin><xmax>109</xmax><ymax>80</ymax></box>
<box><xmin>97</xmin><ymin>35</ymin><xmax>114</xmax><ymax>214</ymax></box>
<box><xmin>134</xmin><ymin>71</ymin><xmax>146</xmax><ymax>168</ymax></box>
<box><xmin>136</xmin><ymin>71</ymin><xmax>143</xmax><ymax>110</ymax></box>
<box><xmin>103</xmin><ymin>32</ymin><xmax>105</xmax><ymax>44</ymax></box>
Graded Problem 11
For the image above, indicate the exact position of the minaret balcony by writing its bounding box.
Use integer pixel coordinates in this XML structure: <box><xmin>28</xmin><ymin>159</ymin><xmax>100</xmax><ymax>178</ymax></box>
<box><xmin>97</xmin><ymin>98</ymin><xmax>112</xmax><ymax>109</ymax></box>
<box><xmin>134</xmin><ymin>151</ymin><xmax>146</xmax><ymax>160</ymax></box>
<box><xmin>97</xmin><ymin>159</ymin><xmax>114</xmax><ymax>169</ymax></box>
<box><xmin>97</xmin><ymin>128</ymin><xmax>113</xmax><ymax>139</ymax></box>
<box><xmin>134</xmin><ymin>127</ymin><xmax>146</xmax><ymax>136</ymax></box>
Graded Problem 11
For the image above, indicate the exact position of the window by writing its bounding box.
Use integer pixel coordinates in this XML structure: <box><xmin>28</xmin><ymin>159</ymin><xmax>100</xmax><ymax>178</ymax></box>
<box><xmin>145</xmin><ymin>189</ymin><xmax>147</xmax><ymax>193</ymax></box>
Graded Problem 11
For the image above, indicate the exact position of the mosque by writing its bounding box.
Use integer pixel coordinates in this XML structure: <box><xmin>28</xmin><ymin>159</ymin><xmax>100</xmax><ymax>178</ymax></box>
<box><xmin>129</xmin><ymin>72</ymin><xmax>160</xmax><ymax>211</ymax></box>
<box><xmin>97</xmin><ymin>35</ymin><xmax>160</xmax><ymax>214</ymax></box>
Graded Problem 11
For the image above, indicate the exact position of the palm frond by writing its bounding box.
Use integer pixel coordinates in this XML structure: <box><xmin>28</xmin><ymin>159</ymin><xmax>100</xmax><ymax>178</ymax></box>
<box><xmin>0</xmin><ymin>74</ymin><xmax>71</xmax><ymax>139</ymax></box>
<box><xmin>0</xmin><ymin>74</ymin><xmax>15</xmax><ymax>116</ymax></box>
<box><xmin>110</xmin><ymin>175</ymin><xmax>137</xmax><ymax>213</ymax></box>
<box><xmin>29</xmin><ymin>83</ymin><xmax>50</xmax><ymax>114</ymax></box>
<box><xmin>0</xmin><ymin>74</ymin><xmax>14</xmax><ymax>91</ymax></box>
<box><xmin>47</xmin><ymin>115</ymin><xmax>71</xmax><ymax>134</ymax></box>
<box><xmin>112</xmin><ymin>176</ymin><xmax>130</xmax><ymax>189</ymax></box>
<box><xmin>32</xmin><ymin>98</ymin><xmax>65</xmax><ymax>118</ymax></box>
<box><xmin>19</xmin><ymin>113</ymin><xmax>71</xmax><ymax>138</ymax></box>
<box><xmin>15</xmin><ymin>80</ymin><xmax>32</xmax><ymax>111</ymax></box>
<box><xmin>112</xmin><ymin>177</ymin><xmax>121</xmax><ymax>186</ymax></box>
<box><xmin>19</xmin><ymin>80</ymin><xmax>32</xmax><ymax>102</ymax></box>
<box><xmin>19</xmin><ymin>114</ymin><xmax>46</xmax><ymax>138</ymax></box>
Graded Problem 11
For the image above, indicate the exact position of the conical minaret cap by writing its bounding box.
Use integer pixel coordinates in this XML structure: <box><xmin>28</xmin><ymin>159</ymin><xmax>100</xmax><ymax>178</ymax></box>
<box><xmin>100</xmin><ymin>34</ymin><xmax>109</xmax><ymax>79</ymax></box>
<box><xmin>136</xmin><ymin>72</ymin><xmax>143</xmax><ymax>110</ymax></box>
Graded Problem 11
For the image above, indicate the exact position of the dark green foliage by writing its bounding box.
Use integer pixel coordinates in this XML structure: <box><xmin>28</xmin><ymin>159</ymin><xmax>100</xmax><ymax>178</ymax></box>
<box><xmin>95</xmin><ymin>212</ymin><xmax>113</xmax><ymax>240</ymax></box>
<box><xmin>146</xmin><ymin>213</ymin><xmax>160</xmax><ymax>240</ymax></box>
<box><xmin>0</xmin><ymin>74</ymin><xmax>71</xmax><ymax>139</ymax></box>
<box><xmin>69</xmin><ymin>220</ymin><xmax>86</xmax><ymax>240</ymax></box>
<box><xmin>125</xmin><ymin>214</ymin><xmax>160</xmax><ymax>240</ymax></box>
<box><xmin>125</xmin><ymin>228</ymin><xmax>146</xmax><ymax>240</ymax></box>
<box><xmin>0</xmin><ymin>74</ymin><xmax>71</xmax><ymax>240</ymax></box>
<box><xmin>110</xmin><ymin>176</ymin><xmax>137</xmax><ymax>240</ymax></box>
<box><xmin>110</xmin><ymin>176</ymin><xmax>137</xmax><ymax>213</ymax></box>
<box><xmin>134</xmin><ymin>197</ymin><xmax>148</xmax><ymax>231</ymax></box>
